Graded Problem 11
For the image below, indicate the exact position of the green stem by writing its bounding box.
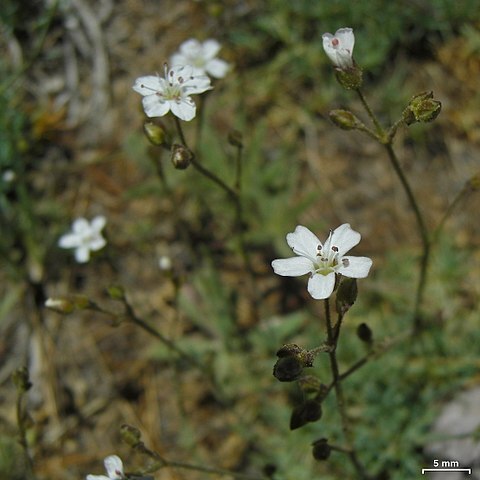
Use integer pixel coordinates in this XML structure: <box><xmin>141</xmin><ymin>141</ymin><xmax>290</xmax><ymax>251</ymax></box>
<box><xmin>384</xmin><ymin>144</ymin><xmax>429</xmax><ymax>249</ymax></box>
<box><xmin>324</xmin><ymin>299</ymin><xmax>369</xmax><ymax>479</ymax></box>
<box><xmin>355</xmin><ymin>89</ymin><xmax>431</xmax><ymax>330</ymax></box>
<box><xmin>355</xmin><ymin>89</ymin><xmax>384</xmax><ymax>137</ymax></box>
<box><xmin>173</xmin><ymin>116</ymin><xmax>256</xmax><ymax>284</ymax></box>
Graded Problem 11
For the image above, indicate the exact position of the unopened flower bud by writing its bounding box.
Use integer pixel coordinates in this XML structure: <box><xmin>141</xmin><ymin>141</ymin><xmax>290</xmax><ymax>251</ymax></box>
<box><xmin>273</xmin><ymin>356</ymin><xmax>303</xmax><ymax>382</ymax></box>
<box><xmin>290</xmin><ymin>399</ymin><xmax>322</xmax><ymax>430</ymax></box>
<box><xmin>357</xmin><ymin>322</ymin><xmax>373</xmax><ymax>344</ymax></box>
<box><xmin>273</xmin><ymin>343</ymin><xmax>315</xmax><ymax>382</ymax></box>
<box><xmin>402</xmin><ymin>91</ymin><xmax>441</xmax><ymax>125</ymax></box>
<box><xmin>143</xmin><ymin>121</ymin><xmax>170</xmax><ymax>146</ymax></box>
<box><xmin>45</xmin><ymin>295</ymin><xmax>90</xmax><ymax>314</ymax></box>
<box><xmin>171</xmin><ymin>144</ymin><xmax>193</xmax><ymax>170</ymax></box>
<box><xmin>335</xmin><ymin>66</ymin><xmax>363</xmax><ymax>90</ymax></box>
<box><xmin>312</xmin><ymin>438</ymin><xmax>331</xmax><ymax>461</ymax></box>
<box><xmin>121</xmin><ymin>424</ymin><xmax>142</xmax><ymax>447</ymax></box>
<box><xmin>329</xmin><ymin>109</ymin><xmax>363</xmax><ymax>130</ymax></box>
<box><xmin>336</xmin><ymin>277</ymin><xmax>358</xmax><ymax>315</ymax></box>
<box><xmin>106</xmin><ymin>285</ymin><xmax>126</xmax><ymax>301</ymax></box>
<box><xmin>227</xmin><ymin>130</ymin><xmax>243</xmax><ymax>148</ymax></box>
<box><xmin>276</xmin><ymin>343</ymin><xmax>304</xmax><ymax>358</ymax></box>
<box><xmin>12</xmin><ymin>366</ymin><xmax>32</xmax><ymax>392</ymax></box>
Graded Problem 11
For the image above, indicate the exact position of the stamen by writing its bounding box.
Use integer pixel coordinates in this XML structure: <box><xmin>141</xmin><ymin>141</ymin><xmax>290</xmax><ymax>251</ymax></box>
<box><xmin>332</xmin><ymin>38</ymin><xmax>339</xmax><ymax>47</ymax></box>
<box><xmin>342</xmin><ymin>258</ymin><xmax>350</xmax><ymax>267</ymax></box>
<box><xmin>331</xmin><ymin>246</ymin><xmax>338</xmax><ymax>252</ymax></box>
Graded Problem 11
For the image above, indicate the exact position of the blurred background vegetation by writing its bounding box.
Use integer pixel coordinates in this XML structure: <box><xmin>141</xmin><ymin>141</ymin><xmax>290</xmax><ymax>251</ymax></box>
<box><xmin>1</xmin><ymin>0</ymin><xmax>480</xmax><ymax>479</ymax></box>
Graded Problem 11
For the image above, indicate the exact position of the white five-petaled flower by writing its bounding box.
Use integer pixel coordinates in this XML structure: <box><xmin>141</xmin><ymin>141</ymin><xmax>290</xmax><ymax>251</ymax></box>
<box><xmin>132</xmin><ymin>64</ymin><xmax>212</xmax><ymax>121</ymax></box>
<box><xmin>86</xmin><ymin>455</ymin><xmax>124</xmax><ymax>480</ymax></box>
<box><xmin>170</xmin><ymin>39</ymin><xmax>230</xmax><ymax>79</ymax></box>
<box><xmin>322</xmin><ymin>27</ymin><xmax>355</xmax><ymax>69</ymax></box>
<box><xmin>272</xmin><ymin>224</ymin><xmax>372</xmax><ymax>300</ymax></box>
<box><xmin>58</xmin><ymin>216</ymin><xmax>107</xmax><ymax>263</ymax></box>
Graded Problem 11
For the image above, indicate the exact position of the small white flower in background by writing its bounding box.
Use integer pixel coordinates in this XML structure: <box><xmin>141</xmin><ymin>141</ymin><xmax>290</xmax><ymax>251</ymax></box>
<box><xmin>272</xmin><ymin>224</ymin><xmax>372</xmax><ymax>300</ymax></box>
<box><xmin>158</xmin><ymin>255</ymin><xmax>172</xmax><ymax>271</ymax></box>
<box><xmin>322</xmin><ymin>28</ymin><xmax>355</xmax><ymax>69</ymax></box>
<box><xmin>170</xmin><ymin>39</ymin><xmax>230</xmax><ymax>79</ymax></box>
<box><xmin>58</xmin><ymin>216</ymin><xmax>107</xmax><ymax>263</ymax></box>
<box><xmin>132</xmin><ymin>64</ymin><xmax>212</xmax><ymax>121</ymax></box>
<box><xmin>86</xmin><ymin>455</ymin><xmax>124</xmax><ymax>480</ymax></box>
<box><xmin>2</xmin><ymin>169</ymin><xmax>16</xmax><ymax>183</ymax></box>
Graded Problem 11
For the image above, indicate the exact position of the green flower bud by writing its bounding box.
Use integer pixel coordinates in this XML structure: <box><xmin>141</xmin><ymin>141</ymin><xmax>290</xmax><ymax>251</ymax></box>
<box><xmin>312</xmin><ymin>438</ymin><xmax>331</xmax><ymax>461</ymax></box>
<box><xmin>171</xmin><ymin>144</ymin><xmax>193</xmax><ymax>170</ymax></box>
<box><xmin>121</xmin><ymin>424</ymin><xmax>142</xmax><ymax>447</ymax></box>
<box><xmin>45</xmin><ymin>295</ymin><xmax>91</xmax><ymax>314</ymax></box>
<box><xmin>107</xmin><ymin>285</ymin><xmax>126</xmax><ymax>301</ymax></box>
<box><xmin>402</xmin><ymin>91</ymin><xmax>441</xmax><ymax>125</ymax></box>
<box><xmin>336</xmin><ymin>277</ymin><xmax>358</xmax><ymax>315</ymax></box>
<box><xmin>290</xmin><ymin>399</ymin><xmax>322</xmax><ymax>430</ymax></box>
<box><xmin>357</xmin><ymin>322</ymin><xmax>373</xmax><ymax>344</ymax></box>
<box><xmin>12</xmin><ymin>366</ymin><xmax>32</xmax><ymax>393</ymax></box>
<box><xmin>143</xmin><ymin>121</ymin><xmax>170</xmax><ymax>146</ymax></box>
<box><xmin>335</xmin><ymin>65</ymin><xmax>363</xmax><ymax>90</ymax></box>
<box><xmin>329</xmin><ymin>109</ymin><xmax>363</xmax><ymax>130</ymax></box>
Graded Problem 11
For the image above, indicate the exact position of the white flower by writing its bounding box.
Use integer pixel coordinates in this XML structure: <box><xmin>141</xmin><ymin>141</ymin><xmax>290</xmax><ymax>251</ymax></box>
<box><xmin>158</xmin><ymin>255</ymin><xmax>172</xmax><ymax>271</ymax></box>
<box><xmin>132</xmin><ymin>64</ymin><xmax>212</xmax><ymax>121</ymax></box>
<box><xmin>170</xmin><ymin>39</ymin><xmax>230</xmax><ymax>79</ymax></box>
<box><xmin>272</xmin><ymin>224</ymin><xmax>372</xmax><ymax>300</ymax></box>
<box><xmin>86</xmin><ymin>455</ymin><xmax>124</xmax><ymax>480</ymax></box>
<box><xmin>58</xmin><ymin>216</ymin><xmax>107</xmax><ymax>263</ymax></box>
<box><xmin>322</xmin><ymin>28</ymin><xmax>355</xmax><ymax>69</ymax></box>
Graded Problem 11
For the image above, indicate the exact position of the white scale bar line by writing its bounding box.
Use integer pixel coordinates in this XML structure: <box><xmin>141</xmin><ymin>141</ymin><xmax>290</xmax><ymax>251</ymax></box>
<box><xmin>422</xmin><ymin>468</ymin><xmax>471</xmax><ymax>474</ymax></box>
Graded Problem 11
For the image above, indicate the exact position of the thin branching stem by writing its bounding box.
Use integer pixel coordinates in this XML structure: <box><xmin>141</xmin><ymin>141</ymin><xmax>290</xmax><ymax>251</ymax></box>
<box><xmin>324</xmin><ymin>299</ymin><xmax>370</xmax><ymax>479</ymax></box>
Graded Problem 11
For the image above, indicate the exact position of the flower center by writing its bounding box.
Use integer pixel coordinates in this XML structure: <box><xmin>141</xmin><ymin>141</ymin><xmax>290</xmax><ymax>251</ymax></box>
<box><xmin>315</xmin><ymin>244</ymin><xmax>340</xmax><ymax>275</ymax></box>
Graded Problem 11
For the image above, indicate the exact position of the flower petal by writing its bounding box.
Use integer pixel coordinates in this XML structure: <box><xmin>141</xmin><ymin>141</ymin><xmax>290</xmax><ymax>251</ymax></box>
<box><xmin>88</xmin><ymin>236</ymin><xmax>106</xmax><ymax>252</ymax></box>
<box><xmin>322</xmin><ymin>28</ymin><xmax>354</xmax><ymax>68</ymax></box>
<box><xmin>206</xmin><ymin>58</ymin><xmax>229</xmax><ymax>78</ymax></box>
<box><xmin>74</xmin><ymin>246</ymin><xmax>90</xmax><ymax>263</ymax></box>
<box><xmin>132</xmin><ymin>76</ymin><xmax>164</xmax><ymax>96</ymax></box>
<box><xmin>104</xmin><ymin>455</ymin><xmax>124</xmax><ymax>479</ymax></box>
<box><xmin>307</xmin><ymin>272</ymin><xmax>336</xmax><ymax>300</ymax></box>
<box><xmin>170</xmin><ymin>53</ymin><xmax>189</xmax><ymax>68</ymax></box>
<box><xmin>91</xmin><ymin>215</ymin><xmax>106</xmax><ymax>232</ymax></box>
<box><xmin>170</xmin><ymin>98</ymin><xmax>196</xmax><ymax>121</ymax></box>
<box><xmin>72</xmin><ymin>218</ymin><xmax>89</xmax><ymax>234</ymax></box>
<box><xmin>286</xmin><ymin>225</ymin><xmax>321</xmax><ymax>262</ymax></box>
<box><xmin>202</xmin><ymin>39</ymin><xmax>221</xmax><ymax>59</ymax></box>
<box><xmin>58</xmin><ymin>233</ymin><xmax>80</xmax><ymax>249</ymax></box>
<box><xmin>142</xmin><ymin>95</ymin><xmax>170</xmax><ymax>118</ymax></box>
<box><xmin>179</xmin><ymin>38</ymin><xmax>201</xmax><ymax>56</ymax></box>
<box><xmin>335</xmin><ymin>28</ymin><xmax>355</xmax><ymax>55</ymax></box>
<box><xmin>338</xmin><ymin>256</ymin><xmax>372</xmax><ymax>278</ymax></box>
<box><xmin>272</xmin><ymin>257</ymin><xmax>314</xmax><ymax>277</ymax></box>
<box><xmin>330</xmin><ymin>223</ymin><xmax>361</xmax><ymax>256</ymax></box>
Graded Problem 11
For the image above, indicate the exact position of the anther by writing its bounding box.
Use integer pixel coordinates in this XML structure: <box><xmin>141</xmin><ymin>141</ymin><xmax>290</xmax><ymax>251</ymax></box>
<box><xmin>332</xmin><ymin>38</ymin><xmax>339</xmax><ymax>47</ymax></box>
<box><xmin>342</xmin><ymin>258</ymin><xmax>350</xmax><ymax>267</ymax></box>
<box><xmin>331</xmin><ymin>246</ymin><xmax>338</xmax><ymax>252</ymax></box>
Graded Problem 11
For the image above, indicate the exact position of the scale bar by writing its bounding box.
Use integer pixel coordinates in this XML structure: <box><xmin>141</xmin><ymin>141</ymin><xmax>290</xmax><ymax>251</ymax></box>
<box><xmin>422</xmin><ymin>468</ymin><xmax>471</xmax><ymax>474</ymax></box>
